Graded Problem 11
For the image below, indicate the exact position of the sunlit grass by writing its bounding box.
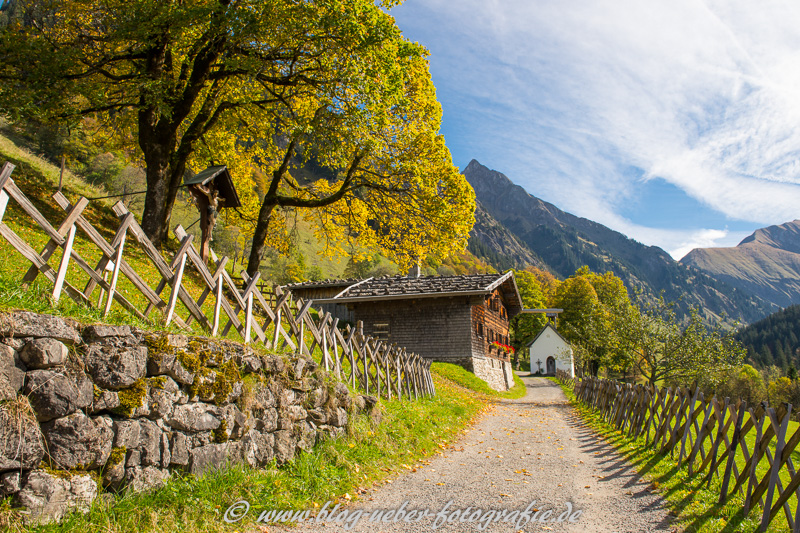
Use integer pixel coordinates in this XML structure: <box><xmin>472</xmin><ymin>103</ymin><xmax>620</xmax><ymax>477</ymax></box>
<box><xmin>555</xmin><ymin>378</ymin><xmax>790</xmax><ymax>532</ymax></box>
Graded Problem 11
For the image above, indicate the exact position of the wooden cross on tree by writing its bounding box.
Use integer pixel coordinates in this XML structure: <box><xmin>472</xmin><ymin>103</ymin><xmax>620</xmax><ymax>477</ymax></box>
<box><xmin>184</xmin><ymin>166</ymin><xmax>240</xmax><ymax>263</ymax></box>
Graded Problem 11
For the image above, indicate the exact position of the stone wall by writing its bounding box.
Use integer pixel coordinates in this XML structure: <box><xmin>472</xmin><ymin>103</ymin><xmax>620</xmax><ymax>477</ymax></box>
<box><xmin>0</xmin><ymin>311</ymin><xmax>378</xmax><ymax>525</ymax></box>
<box><xmin>471</xmin><ymin>357</ymin><xmax>515</xmax><ymax>392</ymax></box>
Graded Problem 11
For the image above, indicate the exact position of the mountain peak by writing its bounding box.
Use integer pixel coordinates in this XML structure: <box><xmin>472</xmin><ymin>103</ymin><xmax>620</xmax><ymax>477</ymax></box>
<box><xmin>464</xmin><ymin>160</ymin><xmax>774</xmax><ymax>324</ymax></box>
<box><xmin>681</xmin><ymin>219</ymin><xmax>800</xmax><ymax>309</ymax></box>
<box><xmin>739</xmin><ymin>220</ymin><xmax>800</xmax><ymax>253</ymax></box>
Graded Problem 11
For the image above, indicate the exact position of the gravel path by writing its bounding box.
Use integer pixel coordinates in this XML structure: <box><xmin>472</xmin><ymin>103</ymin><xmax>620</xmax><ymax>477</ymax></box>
<box><xmin>263</xmin><ymin>375</ymin><xmax>676</xmax><ymax>532</ymax></box>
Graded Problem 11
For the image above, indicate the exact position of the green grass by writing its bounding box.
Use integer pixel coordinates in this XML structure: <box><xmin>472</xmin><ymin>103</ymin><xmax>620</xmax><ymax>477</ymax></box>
<box><xmin>431</xmin><ymin>362</ymin><xmax>528</xmax><ymax>399</ymax></box>
<box><xmin>554</xmin><ymin>378</ymin><xmax>790</xmax><ymax>532</ymax></box>
<box><xmin>2</xmin><ymin>366</ymin><xmax>489</xmax><ymax>532</ymax></box>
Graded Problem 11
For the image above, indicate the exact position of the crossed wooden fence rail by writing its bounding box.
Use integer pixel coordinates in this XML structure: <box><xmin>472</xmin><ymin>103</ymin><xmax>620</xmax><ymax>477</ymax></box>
<box><xmin>555</xmin><ymin>369</ymin><xmax>800</xmax><ymax>532</ymax></box>
<box><xmin>0</xmin><ymin>161</ymin><xmax>434</xmax><ymax>401</ymax></box>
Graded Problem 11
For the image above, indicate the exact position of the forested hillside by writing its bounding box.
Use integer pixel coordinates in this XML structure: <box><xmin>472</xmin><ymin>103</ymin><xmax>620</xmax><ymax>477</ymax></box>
<box><xmin>735</xmin><ymin>305</ymin><xmax>800</xmax><ymax>371</ymax></box>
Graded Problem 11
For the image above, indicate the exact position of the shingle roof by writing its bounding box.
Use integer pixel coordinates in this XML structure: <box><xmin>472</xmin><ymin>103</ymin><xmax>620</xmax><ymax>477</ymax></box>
<box><xmin>340</xmin><ymin>274</ymin><xmax>507</xmax><ymax>297</ymax></box>
<box><xmin>284</xmin><ymin>278</ymin><xmax>363</xmax><ymax>290</ymax></box>
<box><xmin>289</xmin><ymin>272</ymin><xmax>523</xmax><ymax>316</ymax></box>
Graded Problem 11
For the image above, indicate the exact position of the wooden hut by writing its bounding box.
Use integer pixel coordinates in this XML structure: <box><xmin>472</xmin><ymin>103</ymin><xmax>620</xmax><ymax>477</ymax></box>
<box><xmin>286</xmin><ymin>272</ymin><xmax>523</xmax><ymax>391</ymax></box>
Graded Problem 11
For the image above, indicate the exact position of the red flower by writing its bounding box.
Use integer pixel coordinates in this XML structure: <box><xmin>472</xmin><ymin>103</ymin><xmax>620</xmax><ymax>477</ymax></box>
<box><xmin>490</xmin><ymin>341</ymin><xmax>515</xmax><ymax>354</ymax></box>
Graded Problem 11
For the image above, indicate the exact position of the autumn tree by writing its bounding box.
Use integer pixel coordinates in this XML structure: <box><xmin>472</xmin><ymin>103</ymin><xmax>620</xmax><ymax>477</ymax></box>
<box><xmin>0</xmin><ymin>0</ymin><xmax>474</xmax><ymax>272</ymax></box>
<box><xmin>509</xmin><ymin>269</ymin><xmax>547</xmax><ymax>358</ymax></box>
<box><xmin>526</xmin><ymin>266</ymin><xmax>559</xmax><ymax>302</ymax></box>
<box><xmin>551</xmin><ymin>266</ymin><xmax>632</xmax><ymax>375</ymax></box>
<box><xmin>715</xmin><ymin>364</ymin><xmax>766</xmax><ymax>405</ymax></box>
<box><xmin>618</xmin><ymin>298</ymin><xmax>745</xmax><ymax>388</ymax></box>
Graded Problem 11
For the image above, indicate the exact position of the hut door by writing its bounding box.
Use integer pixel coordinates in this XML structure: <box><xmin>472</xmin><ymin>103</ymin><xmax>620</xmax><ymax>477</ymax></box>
<box><xmin>546</xmin><ymin>356</ymin><xmax>556</xmax><ymax>375</ymax></box>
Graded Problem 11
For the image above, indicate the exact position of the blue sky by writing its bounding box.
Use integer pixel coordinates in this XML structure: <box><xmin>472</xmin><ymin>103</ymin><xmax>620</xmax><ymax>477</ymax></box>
<box><xmin>390</xmin><ymin>0</ymin><xmax>800</xmax><ymax>260</ymax></box>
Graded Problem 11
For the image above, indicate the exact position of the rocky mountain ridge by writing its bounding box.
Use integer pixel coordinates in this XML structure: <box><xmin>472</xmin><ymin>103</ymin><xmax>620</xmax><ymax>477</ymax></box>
<box><xmin>681</xmin><ymin>220</ymin><xmax>800</xmax><ymax>309</ymax></box>
<box><xmin>463</xmin><ymin>159</ymin><xmax>776</xmax><ymax>325</ymax></box>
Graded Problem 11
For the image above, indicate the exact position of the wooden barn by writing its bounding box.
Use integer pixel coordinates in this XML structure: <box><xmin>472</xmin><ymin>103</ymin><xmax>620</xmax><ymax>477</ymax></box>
<box><xmin>286</xmin><ymin>272</ymin><xmax>523</xmax><ymax>391</ymax></box>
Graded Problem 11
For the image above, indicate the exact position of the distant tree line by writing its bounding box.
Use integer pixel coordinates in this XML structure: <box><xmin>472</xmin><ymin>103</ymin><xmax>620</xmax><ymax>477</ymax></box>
<box><xmin>510</xmin><ymin>265</ymin><xmax>746</xmax><ymax>395</ymax></box>
<box><xmin>735</xmin><ymin>304</ymin><xmax>800</xmax><ymax>373</ymax></box>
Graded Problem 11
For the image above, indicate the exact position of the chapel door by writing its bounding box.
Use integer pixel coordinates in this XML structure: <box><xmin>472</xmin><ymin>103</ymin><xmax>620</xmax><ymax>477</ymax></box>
<box><xmin>546</xmin><ymin>356</ymin><xmax>556</xmax><ymax>375</ymax></box>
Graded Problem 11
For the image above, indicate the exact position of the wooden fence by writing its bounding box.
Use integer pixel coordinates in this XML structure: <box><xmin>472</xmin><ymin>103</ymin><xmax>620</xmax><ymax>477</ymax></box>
<box><xmin>0</xmin><ymin>161</ymin><xmax>434</xmax><ymax>401</ymax></box>
<box><xmin>555</xmin><ymin>369</ymin><xmax>800</xmax><ymax>532</ymax></box>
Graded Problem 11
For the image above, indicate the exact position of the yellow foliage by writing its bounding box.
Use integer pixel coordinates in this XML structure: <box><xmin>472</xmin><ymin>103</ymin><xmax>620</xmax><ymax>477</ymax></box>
<box><xmin>0</xmin><ymin>0</ymin><xmax>476</xmax><ymax>262</ymax></box>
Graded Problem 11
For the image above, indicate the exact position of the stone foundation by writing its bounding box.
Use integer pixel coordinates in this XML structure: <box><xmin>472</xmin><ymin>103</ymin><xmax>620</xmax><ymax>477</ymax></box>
<box><xmin>442</xmin><ymin>355</ymin><xmax>514</xmax><ymax>392</ymax></box>
<box><xmin>471</xmin><ymin>356</ymin><xmax>514</xmax><ymax>391</ymax></box>
<box><xmin>0</xmin><ymin>311</ymin><xmax>379</xmax><ymax>525</ymax></box>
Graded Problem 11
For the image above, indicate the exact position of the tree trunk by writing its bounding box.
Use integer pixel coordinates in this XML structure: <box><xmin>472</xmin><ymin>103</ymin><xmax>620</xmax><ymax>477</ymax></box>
<box><xmin>140</xmin><ymin>158</ymin><xmax>171</xmax><ymax>249</ymax></box>
<box><xmin>138</xmin><ymin>110</ymin><xmax>186</xmax><ymax>249</ymax></box>
<box><xmin>246</xmin><ymin>201</ymin><xmax>276</xmax><ymax>277</ymax></box>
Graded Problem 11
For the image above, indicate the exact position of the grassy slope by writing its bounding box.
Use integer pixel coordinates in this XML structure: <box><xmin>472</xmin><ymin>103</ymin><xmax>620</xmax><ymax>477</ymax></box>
<box><xmin>431</xmin><ymin>362</ymin><xmax>527</xmax><ymax>400</ymax></box>
<box><xmin>0</xmin><ymin>134</ymin><xmax>329</xmax><ymax>339</ymax></box>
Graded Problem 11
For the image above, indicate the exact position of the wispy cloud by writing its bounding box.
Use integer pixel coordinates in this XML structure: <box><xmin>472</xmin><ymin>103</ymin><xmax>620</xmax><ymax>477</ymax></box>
<box><xmin>392</xmin><ymin>0</ymin><xmax>800</xmax><ymax>255</ymax></box>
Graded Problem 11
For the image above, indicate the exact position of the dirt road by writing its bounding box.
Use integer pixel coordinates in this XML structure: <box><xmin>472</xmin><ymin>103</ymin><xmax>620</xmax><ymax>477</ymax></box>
<box><xmin>269</xmin><ymin>375</ymin><xmax>676</xmax><ymax>532</ymax></box>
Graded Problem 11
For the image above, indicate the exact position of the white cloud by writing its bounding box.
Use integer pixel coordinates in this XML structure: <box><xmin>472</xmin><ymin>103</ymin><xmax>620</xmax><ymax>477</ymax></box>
<box><xmin>668</xmin><ymin>229</ymin><xmax>734</xmax><ymax>261</ymax></box>
<box><xmin>393</xmin><ymin>0</ymin><xmax>800</xmax><ymax>252</ymax></box>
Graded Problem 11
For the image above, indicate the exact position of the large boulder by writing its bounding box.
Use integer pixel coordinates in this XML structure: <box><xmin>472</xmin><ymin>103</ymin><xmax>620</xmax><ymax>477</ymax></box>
<box><xmin>137</xmin><ymin>419</ymin><xmax>162</xmax><ymax>467</ymax></box>
<box><xmin>0</xmin><ymin>403</ymin><xmax>45</xmax><ymax>472</ymax></box>
<box><xmin>15</xmin><ymin>470</ymin><xmax>97</xmax><ymax>525</ymax></box>
<box><xmin>189</xmin><ymin>442</ymin><xmax>239</xmax><ymax>475</ymax></box>
<box><xmin>41</xmin><ymin>412</ymin><xmax>113</xmax><ymax>470</ymax></box>
<box><xmin>166</xmin><ymin>403</ymin><xmax>222</xmax><ymax>432</ymax></box>
<box><xmin>24</xmin><ymin>369</ymin><xmax>80</xmax><ymax>421</ymax></box>
<box><xmin>124</xmin><ymin>466</ymin><xmax>169</xmax><ymax>493</ymax></box>
<box><xmin>83</xmin><ymin>337</ymin><xmax>147</xmax><ymax>390</ymax></box>
<box><xmin>20</xmin><ymin>338</ymin><xmax>68</xmax><ymax>369</ymax></box>
<box><xmin>0</xmin><ymin>344</ymin><xmax>26</xmax><ymax>394</ymax></box>
<box><xmin>3</xmin><ymin>312</ymin><xmax>81</xmax><ymax>345</ymax></box>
